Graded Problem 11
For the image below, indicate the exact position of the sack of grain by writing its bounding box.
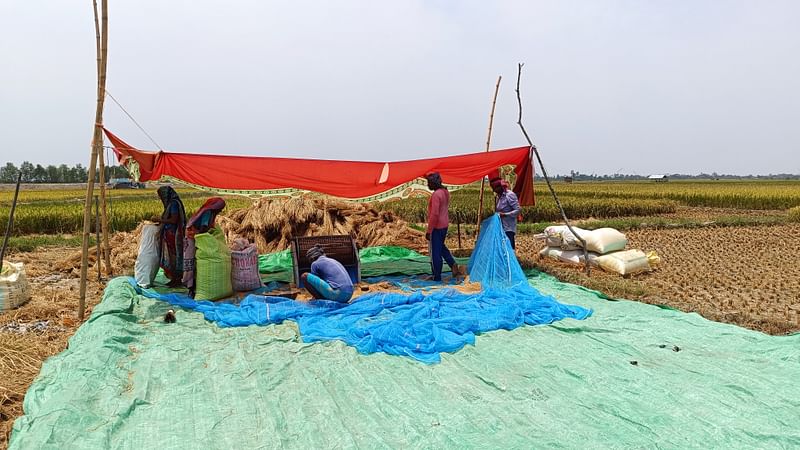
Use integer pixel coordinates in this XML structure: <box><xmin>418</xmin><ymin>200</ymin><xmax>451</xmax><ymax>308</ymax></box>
<box><xmin>182</xmin><ymin>237</ymin><xmax>196</xmax><ymax>289</ymax></box>
<box><xmin>0</xmin><ymin>261</ymin><xmax>30</xmax><ymax>311</ymax></box>
<box><xmin>594</xmin><ymin>249</ymin><xmax>650</xmax><ymax>275</ymax></box>
<box><xmin>539</xmin><ymin>247</ymin><xmax>598</xmax><ymax>265</ymax></box>
<box><xmin>134</xmin><ymin>224</ymin><xmax>161</xmax><ymax>288</ymax></box>
<box><xmin>542</xmin><ymin>225</ymin><xmax>589</xmax><ymax>250</ymax></box>
<box><xmin>231</xmin><ymin>242</ymin><xmax>262</xmax><ymax>292</ymax></box>
<box><xmin>195</xmin><ymin>227</ymin><xmax>233</xmax><ymax>301</ymax></box>
<box><xmin>581</xmin><ymin>228</ymin><xmax>628</xmax><ymax>254</ymax></box>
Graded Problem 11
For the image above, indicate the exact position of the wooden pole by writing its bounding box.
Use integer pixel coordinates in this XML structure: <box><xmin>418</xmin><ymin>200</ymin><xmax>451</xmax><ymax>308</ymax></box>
<box><xmin>514</xmin><ymin>63</ymin><xmax>590</xmax><ymax>275</ymax></box>
<box><xmin>0</xmin><ymin>172</ymin><xmax>23</xmax><ymax>273</ymax></box>
<box><xmin>456</xmin><ymin>213</ymin><xmax>462</xmax><ymax>250</ymax></box>
<box><xmin>476</xmin><ymin>75</ymin><xmax>502</xmax><ymax>233</ymax></box>
<box><xmin>98</xmin><ymin>134</ymin><xmax>112</xmax><ymax>275</ymax></box>
<box><xmin>80</xmin><ymin>0</ymin><xmax>109</xmax><ymax>320</ymax></box>
<box><xmin>91</xmin><ymin>0</ymin><xmax>111</xmax><ymax>275</ymax></box>
<box><xmin>95</xmin><ymin>195</ymin><xmax>101</xmax><ymax>281</ymax></box>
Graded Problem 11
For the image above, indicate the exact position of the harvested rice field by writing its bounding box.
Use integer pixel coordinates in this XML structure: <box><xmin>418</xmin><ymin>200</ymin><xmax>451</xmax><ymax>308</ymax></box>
<box><xmin>513</xmin><ymin>223</ymin><xmax>800</xmax><ymax>335</ymax></box>
<box><xmin>2</xmin><ymin>183</ymin><xmax>800</xmax><ymax>448</ymax></box>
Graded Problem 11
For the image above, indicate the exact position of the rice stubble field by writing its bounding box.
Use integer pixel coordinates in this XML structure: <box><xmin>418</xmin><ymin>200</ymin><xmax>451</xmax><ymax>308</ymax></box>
<box><xmin>1</xmin><ymin>179</ymin><xmax>800</xmax><ymax>447</ymax></box>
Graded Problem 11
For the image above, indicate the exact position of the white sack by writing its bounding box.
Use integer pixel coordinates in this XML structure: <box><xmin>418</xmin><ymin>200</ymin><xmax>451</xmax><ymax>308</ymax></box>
<box><xmin>539</xmin><ymin>247</ymin><xmax>598</xmax><ymax>265</ymax></box>
<box><xmin>594</xmin><ymin>249</ymin><xmax>651</xmax><ymax>275</ymax></box>
<box><xmin>582</xmin><ymin>228</ymin><xmax>628</xmax><ymax>254</ymax></box>
<box><xmin>543</xmin><ymin>225</ymin><xmax>589</xmax><ymax>250</ymax></box>
<box><xmin>134</xmin><ymin>224</ymin><xmax>161</xmax><ymax>288</ymax></box>
<box><xmin>0</xmin><ymin>261</ymin><xmax>30</xmax><ymax>311</ymax></box>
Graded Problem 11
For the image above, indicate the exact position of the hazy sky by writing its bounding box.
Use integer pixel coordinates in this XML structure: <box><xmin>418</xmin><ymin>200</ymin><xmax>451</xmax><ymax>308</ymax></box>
<box><xmin>2</xmin><ymin>1</ymin><xmax>799</xmax><ymax>175</ymax></box>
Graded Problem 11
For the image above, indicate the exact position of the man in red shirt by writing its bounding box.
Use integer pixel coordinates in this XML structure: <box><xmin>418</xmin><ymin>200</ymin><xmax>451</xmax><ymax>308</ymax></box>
<box><xmin>425</xmin><ymin>172</ymin><xmax>462</xmax><ymax>281</ymax></box>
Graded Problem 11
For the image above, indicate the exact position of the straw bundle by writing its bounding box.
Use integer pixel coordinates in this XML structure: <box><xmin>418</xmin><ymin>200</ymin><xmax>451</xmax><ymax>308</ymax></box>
<box><xmin>219</xmin><ymin>197</ymin><xmax>426</xmax><ymax>253</ymax></box>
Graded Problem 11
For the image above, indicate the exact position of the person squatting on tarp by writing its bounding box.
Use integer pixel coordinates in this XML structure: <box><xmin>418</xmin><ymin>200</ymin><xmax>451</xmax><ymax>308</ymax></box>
<box><xmin>184</xmin><ymin>197</ymin><xmax>226</xmax><ymax>297</ymax></box>
<box><xmin>301</xmin><ymin>245</ymin><xmax>354</xmax><ymax>303</ymax></box>
<box><xmin>154</xmin><ymin>186</ymin><xmax>186</xmax><ymax>288</ymax></box>
<box><xmin>491</xmin><ymin>177</ymin><xmax>521</xmax><ymax>250</ymax></box>
<box><xmin>425</xmin><ymin>172</ymin><xmax>463</xmax><ymax>281</ymax></box>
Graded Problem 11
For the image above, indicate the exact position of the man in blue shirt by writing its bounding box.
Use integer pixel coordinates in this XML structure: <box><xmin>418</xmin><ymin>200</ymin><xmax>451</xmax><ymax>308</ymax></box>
<box><xmin>301</xmin><ymin>245</ymin><xmax>354</xmax><ymax>303</ymax></box>
<box><xmin>490</xmin><ymin>177</ymin><xmax>521</xmax><ymax>249</ymax></box>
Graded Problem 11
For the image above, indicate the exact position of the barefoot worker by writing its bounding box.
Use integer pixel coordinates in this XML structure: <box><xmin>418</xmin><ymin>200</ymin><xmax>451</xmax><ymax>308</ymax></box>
<box><xmin>154</xmin><ymin>186</ymin><xmax>186</xmax><ymax>288</ymax></box>
<box><xmin>425</xmin><ymin>172</ymin><xmax>462</xmax><ymax>281</ymax></box>
<box><xmin>301</xmin><ymin>245</ymin><xmax>354</xmax><ymax>303</ymax></box>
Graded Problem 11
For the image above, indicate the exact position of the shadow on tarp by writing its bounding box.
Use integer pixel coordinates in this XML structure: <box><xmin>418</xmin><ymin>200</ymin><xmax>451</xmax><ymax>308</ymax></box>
<box><xmin>132</xmin><ymin>276</ymin><xmax>590</xmax><ymax>364</ymax></box>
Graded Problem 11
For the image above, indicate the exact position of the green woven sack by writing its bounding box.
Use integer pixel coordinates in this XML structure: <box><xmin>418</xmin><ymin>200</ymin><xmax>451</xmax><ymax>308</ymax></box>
<box><xmin>194</xmin><ymin>227</ymin><xmax>232</xmax><ymax>301</ymax></box>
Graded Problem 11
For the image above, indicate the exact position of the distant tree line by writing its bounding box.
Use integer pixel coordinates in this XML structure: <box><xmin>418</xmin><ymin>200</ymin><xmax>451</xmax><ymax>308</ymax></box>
<box><xmin>552</xmin><ymin>170</ymin><xmax>800</xmax><ymax>181</ymax></box>
<box><xmin>0</xmin><ymin>161</ymin><xmax>130</xmax><ymax>183</ymax></box>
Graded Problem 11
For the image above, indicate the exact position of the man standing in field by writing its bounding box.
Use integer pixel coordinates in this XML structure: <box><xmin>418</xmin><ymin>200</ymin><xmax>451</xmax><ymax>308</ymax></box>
<box><xmin>491</xmin><ymin>177</ymin><xmax>521</xmax><ymax>250</ymax></box>
<box><xmin>425</xmin><ymin>172</ymin><xmax>462</xmax><ymax>281</ymax></box>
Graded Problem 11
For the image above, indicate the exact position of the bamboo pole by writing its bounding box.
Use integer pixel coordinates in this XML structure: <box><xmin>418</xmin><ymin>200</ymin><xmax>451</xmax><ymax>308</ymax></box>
<box><xmin>80</xmin><ymin>0</ymin><xmax>109</xmax><ymax>320</ymax></box>
<box><xmin>97</xmin><ymin>141</ymin><xmax>111</xmax><ymax>274</ymax></box>
<box><xmin>95</xmin><ymin>195</ymin><xmax>101</xmax><ymax>281</ymax></box>
<box><xmin>476</xmin><ymin>75</ymin><xmax>502</xmax><ymax>233</ymax></box>
<box><xmin>97</xmin><ymin>138</ymin><xmax>111</xmax><ymax>275</ymax></box>
<box><xmin>0</xmin><ymin>173</ymin><xmax>23</xmax><ymax>273</ymax></box>
<box><xmin>92</xmin><ymin>0</ymin><xmax>113</xmax><ymax>276</ymax></box>
<box><xmin>91</xmin><ymin>0</ymin><xmax>111</xmax><ymax>275</ymax></box>
<box><xmin>456</xmin><ymin>212</ymin><xmax>462</xmax><ymax>250</ymax></box>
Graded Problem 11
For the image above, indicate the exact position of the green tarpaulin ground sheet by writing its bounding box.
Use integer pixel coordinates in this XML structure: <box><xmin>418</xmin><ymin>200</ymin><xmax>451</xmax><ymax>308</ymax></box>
<box><xmin>259</xmin><ymin>246</ymin><xmax>469</xmax><ymax>283</ymax></box>
<box><xmin>11</xmin><ymin>273</ymin><xmax>800</xmax><ymax>449</ymax></box>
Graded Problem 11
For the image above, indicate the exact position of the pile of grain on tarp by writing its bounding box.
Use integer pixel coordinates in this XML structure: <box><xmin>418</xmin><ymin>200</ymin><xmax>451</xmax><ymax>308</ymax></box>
<box><xmin>218</xmin><ymin>197</ymin><xmax>427</xmax><ymax>254</ymax></box>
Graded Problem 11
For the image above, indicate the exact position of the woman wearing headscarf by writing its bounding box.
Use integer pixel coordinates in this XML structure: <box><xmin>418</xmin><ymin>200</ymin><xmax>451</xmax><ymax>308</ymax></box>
<box><xmin>425</xmin><ymin>172</ymin><xmax>462</xmax><ymax>282</ymax></box>
<box><xmin>490</xmin><ymin>177</ymin><xmax>521</xmax><ymax>249</ymax></box>
<box><xmin>183</xmin><ymin>197</ymin><xmax>226</xmax><ymax>296</ymax></box>
<box><xmin>186</xmin><ymin>197</ymin><xmax>226</xmax><ymax>236</ymax></box>
<box><xmin>155</xmin><ymin>186</ymin><xmax>186</xmax><ymax>287</ymax></box>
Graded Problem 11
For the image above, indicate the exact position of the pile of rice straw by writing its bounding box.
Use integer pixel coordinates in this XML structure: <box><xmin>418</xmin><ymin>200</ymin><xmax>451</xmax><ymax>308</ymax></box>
<box><xmin>218</xmin><ymin>197</ymin><xmax>426</xmax><ymax>253</ymax></box>
<box><xmin>58</xmin><ymin>197</ymin><xmax>428</xmax><ymax>273</ymax></box>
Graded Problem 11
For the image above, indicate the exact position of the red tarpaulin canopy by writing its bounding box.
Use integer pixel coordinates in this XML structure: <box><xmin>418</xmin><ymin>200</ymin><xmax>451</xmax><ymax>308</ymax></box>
<box><xmin>104</xmin><ymin>128</ymin><xmax>535</xmax><ymax>205</ymax></box>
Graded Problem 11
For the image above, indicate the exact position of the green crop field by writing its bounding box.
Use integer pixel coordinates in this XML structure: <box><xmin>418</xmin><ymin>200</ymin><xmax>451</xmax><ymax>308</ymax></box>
<box><xmin>542</xmin><ymin>180</ymin><xmax>800</xmax><ymax>210</ymax></box>
<box><xmin>0</xmin><ymin>188</ymin><xmax>251</xmax><ymax>235</ymax></box>
<box><xmin>379</xmin><ymin>180</ymin><xmax>800</xmax><ymax>224</ymax></box>
<box><xmin>2</xmin><ymin>180</ymin><xmax>799</xmax><ymax>235</ymax></box>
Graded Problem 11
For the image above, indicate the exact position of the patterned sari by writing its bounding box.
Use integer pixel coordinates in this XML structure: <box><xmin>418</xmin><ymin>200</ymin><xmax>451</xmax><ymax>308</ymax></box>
<box><xmin>183</xmin><ymin>197</ymin><xmax>226</xmax><ymax>292</ymax></box>
<box><xmin>157</xmin><ymin>186</ymin><xmax>186</xmax><ymax>284</ymax></box>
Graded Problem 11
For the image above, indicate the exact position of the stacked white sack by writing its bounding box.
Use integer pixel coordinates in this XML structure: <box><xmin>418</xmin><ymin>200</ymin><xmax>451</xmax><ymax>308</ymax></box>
<box><xmin>536</xmin><ymin>225</ymin><xmax>660</xmax><ymax>275</ymax></box>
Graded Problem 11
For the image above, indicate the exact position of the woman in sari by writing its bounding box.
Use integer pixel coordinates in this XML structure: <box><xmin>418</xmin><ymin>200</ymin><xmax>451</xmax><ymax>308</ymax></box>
<box><xmin>186</xmin><ymin>197</ymin><xmax>226</xmax><ymax>236</ymax></box>
<box><xmin>183</xmin><ymin>197</ymin><xmax>226</xmax><ymax>297</ymax></box>
<box><xmin>155</xmin><ymin>186</ymin><xmax>186</xmax><ymax>287</ymax></box>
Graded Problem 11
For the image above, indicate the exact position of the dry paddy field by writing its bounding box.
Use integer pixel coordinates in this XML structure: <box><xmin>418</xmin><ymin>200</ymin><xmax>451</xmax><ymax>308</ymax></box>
<box><xmin>2</xmin><ymin>180</ymin><xmax>800</xmax><ymax>447</ymax></box>
<box><xmin>519</xmin><ymin>223</ymin><xmax>800</xmax><ymax>336</ymax></box>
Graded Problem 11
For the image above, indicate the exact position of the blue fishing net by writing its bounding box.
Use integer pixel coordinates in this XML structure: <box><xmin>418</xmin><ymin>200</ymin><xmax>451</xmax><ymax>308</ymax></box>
<box><xmin>133</xmin><ymin>281</ymin><xmax>590</xmax><ymax>364</ymax></box>
<box><xmin>468</xmin><ymin>214</ymin><xmax>528</xmax><ymax>288</ymax></box>
<box><xmin>133</xmin><ymin>214</ymin><xmax>591</xmax><ymax>363</ymax></box>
